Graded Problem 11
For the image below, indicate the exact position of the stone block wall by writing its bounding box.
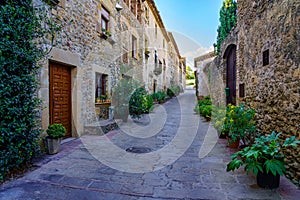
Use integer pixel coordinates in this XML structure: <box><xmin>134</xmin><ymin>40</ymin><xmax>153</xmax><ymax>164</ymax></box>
<box><xmin>237</xmin><ymin>0</ymin><xmax>300</xmax><ymax>185</ymax></box>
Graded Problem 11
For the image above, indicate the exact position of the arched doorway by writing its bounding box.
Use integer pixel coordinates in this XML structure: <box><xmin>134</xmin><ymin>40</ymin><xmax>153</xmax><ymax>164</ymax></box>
<box><xmin>224</xmin><ymin>44</ymin><xmax>237</xmax><ymax>105</ymax></box>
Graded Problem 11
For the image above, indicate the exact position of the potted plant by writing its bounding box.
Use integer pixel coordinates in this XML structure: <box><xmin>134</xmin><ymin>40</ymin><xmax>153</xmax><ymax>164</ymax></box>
<box><xmin>211</xmin><ymin>106</ymin><xmax>228</xmax><ymax>138</ymax></box>
<box><xmin>112</xmin><ymin>78</ymin><xmax>138</xmax><ymax>122</ymax></box>
<box><xmin>224</xmin><ymin>104</ymin><xmax>256</xmax><ymax>148</ymax></box>
<box><xmin>145</xmin><ymin>49</ymin><xmax>150</xmax><ymax>59</ymax></box>
<box><xmin>226</xmin><ymin>131</ymin><xmax>299</xmax><ymax>188</ymax></box>
<box><xmin>100</xmin><ymin>28</ymin><xmax>111</xmax><ymax>39</ymax></box>
<box><xmin>96</xmin><ymin>97</ymin><xmax>101</xmax><ymax>103</ymax></box>
<box><xmin>45</xmin><ymin>123</ymin><xmax>66</xmax><ymax>154</ymax></box>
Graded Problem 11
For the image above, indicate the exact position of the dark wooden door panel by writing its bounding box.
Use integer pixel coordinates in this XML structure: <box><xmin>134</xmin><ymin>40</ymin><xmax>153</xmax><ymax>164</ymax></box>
<box><xmin>226</xmin><ymin>46</ymin><xmax>237</xmax><ymax>105</ymax></box>
<box><xmin>49</xmin><ymin>62</ymin><xmax>72</xmax><ymax>138</ymax></box>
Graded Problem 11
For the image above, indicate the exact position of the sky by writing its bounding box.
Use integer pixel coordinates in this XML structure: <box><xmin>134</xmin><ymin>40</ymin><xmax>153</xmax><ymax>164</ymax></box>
<box><xmin>155</xmin><ymin>0</ymin><xmax>223</xmax><ymax>67</ymax></box>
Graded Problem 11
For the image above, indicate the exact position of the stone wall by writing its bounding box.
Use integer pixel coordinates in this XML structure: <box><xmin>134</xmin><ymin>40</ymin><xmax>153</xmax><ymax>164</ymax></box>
<box><xmin>38</xmin><ymin>0</ymin><xmax>185</xmax><ymax>137</ymax></box>
<box><xmin>194</xmin><ymin>52</ymin><xmax>215</xmax><ymax>98</ymax></box>
<box><xmin>202</xmin><ymin>0</ymin><xmax>299</xmax><ymax>185</ymax></box>
<box><xmin>237</xmin><ymin>0</ymin><xmax>300</xmax><ymax>185</ymax></box>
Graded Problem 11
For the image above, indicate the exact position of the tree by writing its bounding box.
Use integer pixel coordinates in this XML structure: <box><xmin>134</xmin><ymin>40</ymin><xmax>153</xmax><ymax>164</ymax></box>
<box><xmin>185</xmin><ymin>66</ymin><xmax>195</xmax><ymax>80</ymax></box>
<box><xmin>216</xmin><ymin>0</ymin><xmax>237</xmax><ymax>54</ymax></box>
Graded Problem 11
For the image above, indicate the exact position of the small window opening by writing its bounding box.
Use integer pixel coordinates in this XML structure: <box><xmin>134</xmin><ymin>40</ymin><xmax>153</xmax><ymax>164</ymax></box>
<box><xmin>262</xmin><ymin>49</ymin><xmax>269</xmax><ymax>66</ymax></box>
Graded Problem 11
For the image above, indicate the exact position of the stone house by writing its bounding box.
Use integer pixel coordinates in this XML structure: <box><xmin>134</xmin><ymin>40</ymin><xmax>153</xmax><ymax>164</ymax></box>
<box><xmin>38</xmin><ymin>0</ymin><xmax>185</xmax><ymax>138</ymax></box>
<box><xmin>195</xmin><ymin>0</ymin><xmax>299</xmax><ymax>185</ymax></box>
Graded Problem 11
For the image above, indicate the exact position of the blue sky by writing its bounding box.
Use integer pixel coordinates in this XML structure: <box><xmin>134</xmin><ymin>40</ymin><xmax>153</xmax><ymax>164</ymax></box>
<box><xmin>155</xmin><ymin>0</ymin><xmax>223</xmax><ymax>66</ymax></box>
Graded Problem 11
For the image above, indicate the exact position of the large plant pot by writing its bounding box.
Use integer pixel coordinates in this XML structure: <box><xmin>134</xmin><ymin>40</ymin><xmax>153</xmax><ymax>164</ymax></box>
<box><xmin>257</xmin><ymin>170</ymin><xmax>280</xmax><ymax>189</ymax></box>
<box><xmin>46</xmin><ymin>137</ymin><xmax>62</xmax><ymax>155</ymax></box>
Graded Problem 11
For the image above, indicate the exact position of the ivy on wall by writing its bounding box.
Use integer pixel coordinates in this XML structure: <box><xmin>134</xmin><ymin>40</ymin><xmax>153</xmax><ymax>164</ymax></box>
<box><xmin>216</xmin><ymin>0</ymin><xmax>237</xmax><ymax>54</ymax></box>
<box><xmin>0</xmin><ymin>0</ymin><xmax>60</xmax><ymax>180</ymax></box>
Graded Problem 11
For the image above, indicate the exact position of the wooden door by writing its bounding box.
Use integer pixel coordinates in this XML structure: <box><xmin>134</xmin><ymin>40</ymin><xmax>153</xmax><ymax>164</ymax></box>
<box><xmin>49</xmin><ymin>62</ymin><xmax>72</xmax><ymax>138</ymax></box>
<box><xmin>226</xmin><ymin>46</ymin><xmax>236</xmax><ymax>105</ymax></box>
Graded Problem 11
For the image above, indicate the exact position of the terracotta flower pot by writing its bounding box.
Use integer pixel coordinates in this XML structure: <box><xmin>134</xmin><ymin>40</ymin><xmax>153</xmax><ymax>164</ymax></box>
<box><xmin>227</xmin><ymin>136</ymin><xmax>240</xmax><ymax>148</ymax></box>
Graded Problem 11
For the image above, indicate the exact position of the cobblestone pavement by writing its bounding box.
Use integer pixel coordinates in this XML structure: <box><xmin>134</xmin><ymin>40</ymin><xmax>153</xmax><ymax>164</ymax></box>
<box><xmin>1</xmin><ymin>90</ymin><xmax>299</xmax><ymax>200</ymax></box>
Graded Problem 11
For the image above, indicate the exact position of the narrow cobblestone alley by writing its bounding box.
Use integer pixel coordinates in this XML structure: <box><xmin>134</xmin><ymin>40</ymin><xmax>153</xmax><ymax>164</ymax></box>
<box><xmin>1</xmin><ymin>90</ymin><xmax>299</xmax><ymax>200</ymax></box>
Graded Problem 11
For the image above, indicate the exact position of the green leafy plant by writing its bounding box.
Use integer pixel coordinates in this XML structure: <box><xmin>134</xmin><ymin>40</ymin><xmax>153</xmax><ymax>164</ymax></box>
<box><xmin>224</xmin><ymin>104</ymin><xmax>256</xmax><ymax>145</ymax></box>
<box><xmin>152</xmin><ymin>91</ymin><xmax>166</xmax><ymax>103</ymax></box>
<box><xmin>0</xmin><ymin>0</ymin><xmax>61</xmax><ymax>181</ymax></box>
<box><xmin>227</xmin><ymin>132</ymin><xmax>300</xmax><ymax>176</ymax></box>
<box><xmin>112</xmin><ymin>78</ymin><xmax>138</xmax><ymax>120</ymax></box>
<box><xmin>194</xmin><ymin>96</ymin><xmax>213</xmax><ymax>120</ymax></box>
<box><xmin>129</xmin><ymin>87</ymin><xmax>154</xmax><ymax>118</ymax></box>
<box><xmin>167</xmin><ymin>85</ymin><xmax>181</xmax><ymax>98</ymax></box>
<box><xmin>167</xmin><ymin>88</ymin><xmax>175</xmax><ymax>98</ymax></box>
<box><xmin>212</xmin><ymin>106</ymin><xmax>227</xmax><ymax>132</ymax></box>
<box><xmin>102</xmin><ymin>28</ymin><xmax>111</xmax><ymax>37</ymax></box>
<box><xmin>46</xmin><ymin>124</ymin><xmax>66</xmax><ymax>139</ymax></box>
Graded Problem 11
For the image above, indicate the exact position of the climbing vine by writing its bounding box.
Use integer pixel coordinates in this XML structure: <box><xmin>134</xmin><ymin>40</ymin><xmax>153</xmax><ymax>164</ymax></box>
<box><xmin>0</xmin><ymin>0</ymin><xmax>60</xmax><ymax>180</ymax></box>
<box><xmin>216</xmin><ymin>0</ymin><xmax>237</xmax><ymax>54</ymax></box>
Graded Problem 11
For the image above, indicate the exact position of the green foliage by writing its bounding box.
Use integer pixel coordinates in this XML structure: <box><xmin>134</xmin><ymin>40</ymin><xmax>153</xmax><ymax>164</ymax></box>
<box><xmin>46</xmin><ymin>124</ymin><xmax>66</xmax><ymax>139</ymax></box>
<box><xmin>224</xmin><ymin>104</ymin><xmax>256</xmax><ymax>144</ymax></box>
<box><xmin>129</xmin><ymin>87</ymin><xmax>154</xmax><ymax>119</ymax></box>
<box><xmin>216</xmin><ymin>0</ymin><xmax>237</xmax><ymax>54</ymax></box>
<box><xmin>226</xmin><ymin>132</ymin><xmax>300</xmax><ymax>176</ymax></box>
<box><xmin>0</xmin><ymin>0</ymin><xmax>60</xmax><ymax>180</ymax></box>
<box><xmin>144</xmin><ymin>94</ymin><xmax>154</xmax><ymax>113</ymax></box>
<box><xmin>194</xmin><ymin>96</ymin><xmax>213</xmax><ymax>119</ymax></box>
<box><xmin>212</xmin><ymin>106</ymin><xmax>227</xmax><ymax>132</ymax></box>
<box><xmin>167</xmin><ymin>86</ymin><xmax>181</xmax><ymax>98</ymax></box>
<box><xmin>152</xmin><ymin>91</ymin><xmax>166</xmax><ymax>103</ymax></box>
<box><xmin>112</xmin><ymin>78</ymin><xmax>138</xmax><ymax>117</ymax></box>
<box><xmin>185</xmin><ymin>66</ymin><xmax>195</xmax><ymax>80</ymax></box>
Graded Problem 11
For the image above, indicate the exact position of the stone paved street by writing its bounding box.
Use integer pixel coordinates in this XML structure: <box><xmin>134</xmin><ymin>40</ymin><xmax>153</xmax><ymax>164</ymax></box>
<box><xmin>0</xmin><ymin>90</ymin><xmax>299</xmax><ymax>200</ymax></box>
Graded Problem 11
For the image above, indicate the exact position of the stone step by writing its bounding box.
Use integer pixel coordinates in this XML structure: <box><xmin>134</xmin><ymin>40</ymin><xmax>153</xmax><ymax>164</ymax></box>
<box><xmin>84</xmin><ymin>119</ymin><xmax>121</xmax><ymax>135</ymax></box>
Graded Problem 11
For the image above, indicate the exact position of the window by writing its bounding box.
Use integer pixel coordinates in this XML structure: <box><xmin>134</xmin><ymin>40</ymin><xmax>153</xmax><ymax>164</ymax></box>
<box><xmin>131</xmin><ymin>0</ymin><xmax>136</xmax><ymax>15</ymax></box>
<box><xmin>239</xmin><ymin>83</ymin><xmax>245</xmax><ymax>98</ymax></box>
<box><xmin>154</xmin><ymin>50</ymin><xmax>158</xmax><ymax>66</ymax></box>
<box><xmin>155</xmin><ymin>24</ymin><xmax>157</xmax><ymax>38</ymax></box>
<box><xmin>262</xmin><ymin>49</ymin><xmax>269</xmax><ymax>66</ymax></box>
<box><xmin>95</xmin><ymin>73</ymin><xmax>108</xmax><ymax>100</ymax></box>
<box><xmin>137</xmin><ymin>0</ymin><xmax>142</xmax><ymax>23</ymax></box>
<box><xmin>163</xmin><ymin>39</ymin><xmax>165</xmax><ymax>49</ymax></box>
<box><xmin>145</xmin><ymin>7</ymin><xmax>149</xmax><ymax>24</ymax></box>
<box><xmin>122</xmin><ymin>48</ymin><xmax>128</xmax><ymax>63</ymax></box>
<box><xmin>132</xmin><ymin>35</ymin><xmax>137</xmax><ymax>58</ymax></box>
<box><xmin>101</xmin><ymin>6</ymin><xmax>110</xmax><ymax>31</ymax></box>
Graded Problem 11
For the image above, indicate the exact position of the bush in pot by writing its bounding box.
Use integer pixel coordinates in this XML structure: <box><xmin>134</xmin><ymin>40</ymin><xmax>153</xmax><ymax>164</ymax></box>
<box><xmin>224</xmin><ymin>104</ymin><xmax>256</xmax><ymax>148</ymax></box>
<box><xmin>112</xmin><ymin>79</ymin><xmax>138</xmax><ymax>122</ymax></box>
<box><xmin>45</xmin><ymin>123</ymin><xmax>66</xmax><ymax>154</ymax></box>
<box><xmin>226</xmin><ymin>131</ymin><xmax>299</xmax><ymax>188</ymax></box>
<box><xmin>129</xmin><ymin>87</ymin><xmax>154</xmax><ymax>119</ymax></box>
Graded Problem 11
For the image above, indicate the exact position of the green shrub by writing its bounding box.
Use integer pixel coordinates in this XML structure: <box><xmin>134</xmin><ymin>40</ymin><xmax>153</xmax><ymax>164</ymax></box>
<box><xmin>200</xmin><ymin>105</ymin><xmax>213</xmax><ymax>118</ymax></box>
<box><xmin>224</xmin><ymin>104</ymin><xmax>256</xmax><ymax>145</ymax></box>
<box><xmin>167</xmin><ymin>86</ymin><xmax>181</xmax><ymax>98</ymax></box>
<box><xmin>0</xmin><ymin>0</ymin><xmax>61</xmax><ymax>180</ymax></box>
<box><xmin>46</xmin><ymin>124</ymin><xmax>66</xmax><ymax>139</ymax></box>
<box><xmin>195</xmin><ymin>96</ymin><xmax>213</xmax><ymax>119</ymax></box>
<box><xmin>144</xmin><ymin>94</ymin><xmax>154</xmax><ymax>113</ymax></box>
<box><xmin>152</xmin><ymin>91</ymin><xmax>166</xmax><ymax>102</ymax></box>
<box><xmin>212</xmin><ymin>106</ymin><xmax>227</xmax><ymax>132</ymax></box>
<box><xmin>129</xmin><ymin>87</ymin><xmax>154</xmax><ymax>118</ymax></box>
<box><xmin>112</xmin><ymin>78</ymin><xmax>138</xmax><ymax>118</ymax></box>
<box><xmin>167</xmin><ymin>88</ymin><xmax>175</xmax><ymax>98</ymax></box>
